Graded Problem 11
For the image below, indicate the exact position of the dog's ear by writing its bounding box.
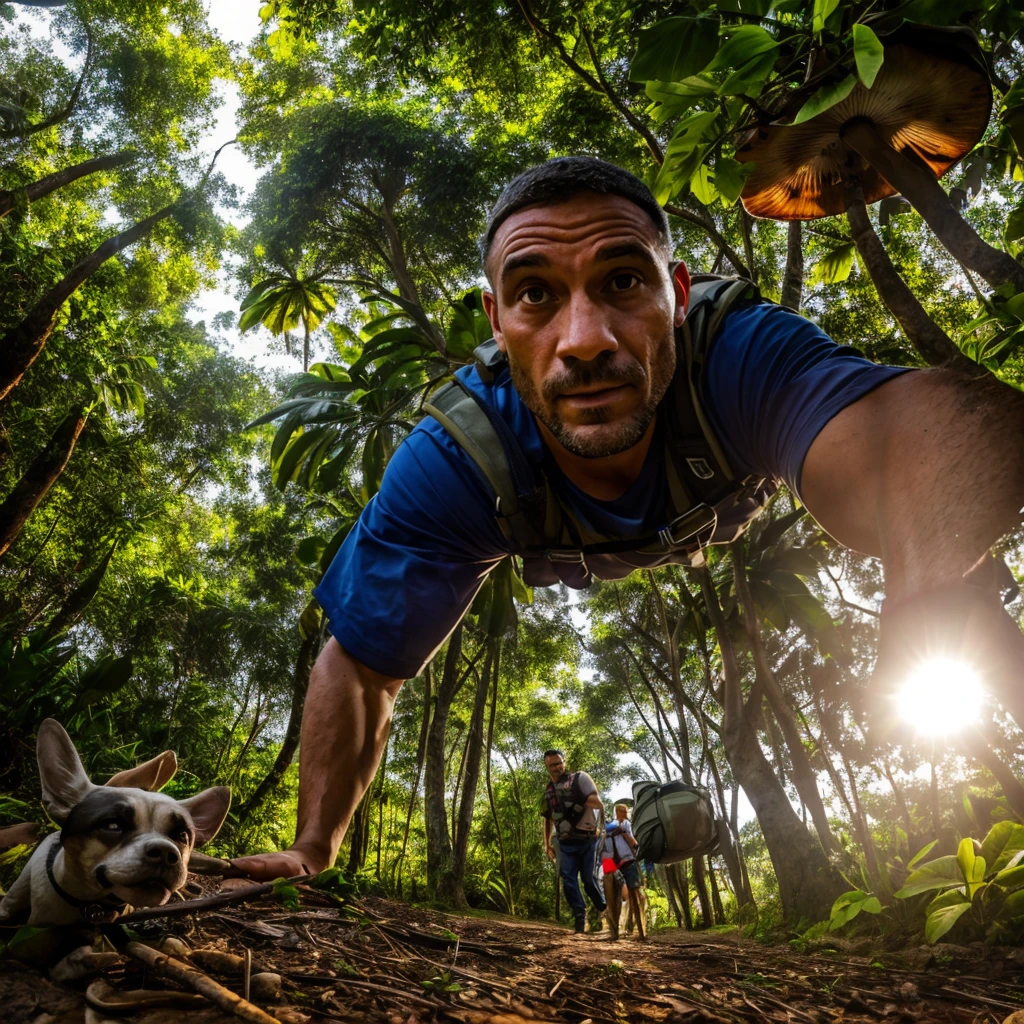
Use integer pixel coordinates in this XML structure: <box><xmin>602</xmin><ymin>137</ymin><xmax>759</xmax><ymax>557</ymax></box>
<box><xmin>37</xmin><ymin>719</ymin><xmax>96</xmax><ymax>824</ymax></box>
<box><xmin>179</xmin><ymin>786</ymin><xmax>231</xmax><ymax>846</ymax></box>
<box><xmin>106</xmin><ymin>750</ymin><xmax>178</xmax><ymax>791</ymax></box>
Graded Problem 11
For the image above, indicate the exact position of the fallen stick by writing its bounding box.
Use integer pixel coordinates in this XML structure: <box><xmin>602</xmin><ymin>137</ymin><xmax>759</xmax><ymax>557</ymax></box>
<box><xmin>125</xmin><ymin>941</ymin><xmax>282</xmax><ymax>1024</ymax></box>
<box><xmin>119</xmin><ymin>874</ymin><xmax>313</xmax><ymax>923</ymax></box>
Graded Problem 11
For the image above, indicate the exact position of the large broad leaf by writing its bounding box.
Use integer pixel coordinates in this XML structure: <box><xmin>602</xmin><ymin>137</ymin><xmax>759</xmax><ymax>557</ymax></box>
<box><xmin>630</xmin><ymin>16</ymin><xmax>721</xmax><ymax>83</ymax></box>
<box><xmin>907</xmin><ymin>839</ymin><xmax>939</xmax><ymax>871</ymax></box>
<box><xmin>900</xmin><ymin>0</ymin><xmax>984</xmax><ymax>25</ymax></box>
<box><xmin>957</xmin><ymin>838</ymin><xmax>986</xmax><ymax>899</ymax></box>
<box><xmin>980</xmin><ymin>821</ymin><xmax>1024</xmax><ymax>874</ymax></box>
<box><xmin>713</xmin><ymin>157</ymin><xmax>752</xmax><ymax>205</ymax></box>
<box><xmin>829</xmin><ymin>889</ymin><xmax>882</xmax><ymax>931</ymax></box>
<box><xmin>925</xmin><ymin>900</ymin><xmax>972</xmax><ymax>942</ymax></box>
<box><xmin>645</xmin><ymin>78</ymin><xmax>717</xmax><ymax>123</ymax></box>
<box><xmin>812</xmin><ymin>0</ymin><xmax>841</xmax><ymax>35</ymax></box>
<box><xmin>718</xmin><ymin>50</ymin><xmax>778</xmax><ymax>98</ymax></box>
<box><xmin>446</xmin><ymin>290</ymin><xmax>492</xmax><ymax>360</ymax></box>
<box><xmin>706</xmin><ymin>25</ymin><xmax>779</xmax><ymax>74</ymax></box>
<box><xmin>793</xmin><ymin>75</ymin><xmax>858</xmax><ymax>125</ymax></box>
<box><xmin>852</xmin><ymin>24</ymin><xmax>884</xmax><ymax>88</ymax></box>
<box><xmin>809</xmin><ymin>243</ymin><xmax>856</xmax><ymax>285</ymax></box>
<box><xmin>895</xmin><ymin>854</ymin><xmax>964</xmax><ymax>898</ymax></box>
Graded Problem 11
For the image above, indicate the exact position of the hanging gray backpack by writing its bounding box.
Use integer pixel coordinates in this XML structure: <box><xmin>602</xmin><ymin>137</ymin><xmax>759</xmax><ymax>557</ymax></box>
<box><xmin>631</xmin><ymin>780</ymin><xmax>720</xmax><ymax>864</ymax></box>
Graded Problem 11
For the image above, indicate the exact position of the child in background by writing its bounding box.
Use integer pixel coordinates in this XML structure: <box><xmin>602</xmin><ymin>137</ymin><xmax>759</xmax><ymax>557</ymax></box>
<box><xmin>602</xmin><ymin>802</ymin><xmax>646</xmax><ymax>931</ymax></box>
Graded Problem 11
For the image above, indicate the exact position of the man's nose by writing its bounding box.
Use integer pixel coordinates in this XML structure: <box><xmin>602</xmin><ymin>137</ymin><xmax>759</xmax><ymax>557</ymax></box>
<box><xmin>555</xmin><ymin>293</ymin><xmax>618</xmax><ymax>363</ymax></box>
<box><xmin>143</xmin><ymin>839</ymin><xmax>182</xmax><ymax>867</ymax></box>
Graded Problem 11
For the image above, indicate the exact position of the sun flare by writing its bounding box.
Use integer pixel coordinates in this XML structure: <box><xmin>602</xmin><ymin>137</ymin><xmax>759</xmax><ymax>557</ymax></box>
<box><xmin>896</xmin><ymin>658</ymin><xmax>985</xmax><ymax>735</ymax></box>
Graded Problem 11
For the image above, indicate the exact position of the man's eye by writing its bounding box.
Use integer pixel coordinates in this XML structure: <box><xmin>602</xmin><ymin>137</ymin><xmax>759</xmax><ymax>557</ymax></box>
<box><xmin>608</xmin><ymin>273</ymin><xmax>640</xmax><ymax>293</ymax></box>
<box><xmin>519</xmin><ymin>286</ymin><xmax>550</xmax><ymax>305</ymax></box>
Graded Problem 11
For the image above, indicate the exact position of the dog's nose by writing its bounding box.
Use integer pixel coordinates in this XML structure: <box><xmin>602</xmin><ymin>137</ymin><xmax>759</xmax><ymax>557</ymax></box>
<box><xmin>144</xmin><ymin>840</ymin><xmax>181</xmax><ymax>867</ymax></box>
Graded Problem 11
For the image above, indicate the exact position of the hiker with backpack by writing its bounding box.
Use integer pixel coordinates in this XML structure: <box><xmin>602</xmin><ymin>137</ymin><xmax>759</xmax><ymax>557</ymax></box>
<box><xmin>602</xmin><ymin>802</ymin><xmax>646</xmax><ymax>938</ymax></box>
<box><xmin>541</xmin><ymin>750</ymin><xmax>607</xmax><ymax>933</ymax></box>
<box><xmin>231</xmin><ymin>156</ymin><xmax>1024</xmax><ymax>884</ymax></box>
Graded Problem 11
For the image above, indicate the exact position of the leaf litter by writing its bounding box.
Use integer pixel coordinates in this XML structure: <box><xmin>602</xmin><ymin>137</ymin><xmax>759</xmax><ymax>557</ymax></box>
<box><xmin>2</xmin><ymin>875</ymin><xmax>1024</xmax><ymax>1024</ymax></box>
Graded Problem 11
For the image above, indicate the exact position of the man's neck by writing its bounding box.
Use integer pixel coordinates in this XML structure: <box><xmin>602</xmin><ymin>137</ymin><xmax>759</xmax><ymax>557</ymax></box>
<box><xmin>537</xmin><ymin>418</ymin><xmax>657</xmax><ymax>502</ymax></box>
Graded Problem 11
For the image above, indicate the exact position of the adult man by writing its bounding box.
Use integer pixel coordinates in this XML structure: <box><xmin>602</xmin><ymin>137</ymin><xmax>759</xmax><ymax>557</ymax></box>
<box><xmin>541</xmin><ymin>750</ymin><xmax>605</xmax><ymax>932</ymax></box>
<box><xmin>232</xmin><ymin>156</ymin><xmax>1024</xmax><ymax>882</ymax></box>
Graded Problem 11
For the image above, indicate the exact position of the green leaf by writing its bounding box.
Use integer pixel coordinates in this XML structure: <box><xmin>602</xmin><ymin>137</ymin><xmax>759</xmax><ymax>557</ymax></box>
<box><xmin>895</xmin><ymin>854</ymin><xmax>963</xmax><ymax>898</ymax></box>
<box><xmin>1005</xmin><ymin>204</ymin><xmax>1024</xmax><ymax>243</ymax></box>
<box><xmin>907</xmin><ymin>839</ymin><xmax>939</xmax><ymax>871</ymax></box>
<box><xmin>706</xmin><ymin>25</ymin><xmax>780</xmax><ymax>74</ymax></box>
<box><xmin>793</xmin><ymin>74</ymin><xmax>857</xmax><ymax>125</ymax></box>
<box><xmin>630</xmin><ymin>16</ymin><xmax>721</xmax><ymax>83</ymax></box>
<box><xmin>718</xmin><ymin>50</ymin><xmax>778</xmax><ymax>98</ymax></box>
<box><xmin>925</xmin><ymin>900</ymin><xmax>972</xmax><ymax>942</ymax></box>
<box><xmin>645</xmin><ymin>78</ymin><xmax>717</xmax><ymax>123</ymax></box>
<box><xmin>713</xmin><ymin>157</ymin><xmax>751</xmax><ymax>205</ymax></box>
<box><xmin>812</xmin><ymin>0</ymin><xmax>841</xmax><ymax>35</ymax></box>
<box><xmin>901</xmin><ymin>0</ymin><xmax>984</xmax><ymax>25</ymax></box>
<box><xmin>829</xmin><ymin>889</ymin><xmax>883</xmax><ymax>930</ymax></box>
<box><xmin>809</xmin><ymin>243</ymin><xmax>856</xmax><ymax>285</ymax></box>
<box><xmin>980</xmin><ymin>821</ymin><xmax>1024</xmax><ymax>874</ymax></box>
<box><xmin>690</xmin><ymin>164</ymin><xmax>719</xmax><ymax>205</ymax></box>
<box><xmin>957</xmin><ymin>837</ymin><xmax>985</xmax><ymax>898</ymax></box>
<box><xmin>852</xmin><ymin>24</ymin><xmax>884</xmax><ymax>88</ymax></box>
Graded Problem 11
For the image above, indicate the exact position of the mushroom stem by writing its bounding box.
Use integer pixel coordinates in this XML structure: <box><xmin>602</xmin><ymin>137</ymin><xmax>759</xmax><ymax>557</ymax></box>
<box><xmin>842</xmin><ymin>119</ymin><xmax>1024</xmax><ymax>293</ymax></box>
<box><xmin>780</xmin><ymin>221</ymin><xmax>803</xmax><ymax>311</ymax></box>
<box><xmin>844</xmin><ymin>179</ymin><xmax>969</xmax><ymax>368</ymax></box>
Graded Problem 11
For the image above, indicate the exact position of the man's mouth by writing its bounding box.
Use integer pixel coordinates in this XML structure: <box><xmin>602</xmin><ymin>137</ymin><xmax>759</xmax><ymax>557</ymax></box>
<box><xmin>558</xmin><ymin>383</ymin><xmax>630</xmax><ymax>407</ymax></box>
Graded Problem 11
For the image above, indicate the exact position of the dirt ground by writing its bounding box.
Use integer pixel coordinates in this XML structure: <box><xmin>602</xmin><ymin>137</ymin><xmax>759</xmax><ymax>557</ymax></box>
<box><xmin>3</xmin><ymin>878</ymin><xmax>1024</xmax><ymax>1024</ymax></box>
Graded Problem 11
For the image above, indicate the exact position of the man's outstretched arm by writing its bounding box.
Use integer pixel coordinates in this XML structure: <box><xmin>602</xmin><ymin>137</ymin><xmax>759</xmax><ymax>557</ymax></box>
<box><xmin>230</xmin><ymin>638</ymin><xmax>404</xmax><ymax>880</ymax></box>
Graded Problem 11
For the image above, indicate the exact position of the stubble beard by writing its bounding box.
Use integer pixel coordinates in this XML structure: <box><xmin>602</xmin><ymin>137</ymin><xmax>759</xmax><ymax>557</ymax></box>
<box><xmin>509</xmin><ymin>332</ymin><xmax>677</xmax><ymax>459</ymax></box>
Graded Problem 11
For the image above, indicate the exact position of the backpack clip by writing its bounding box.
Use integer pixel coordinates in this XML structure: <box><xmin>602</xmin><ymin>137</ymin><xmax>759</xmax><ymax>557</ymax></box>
<box><xmin>656</xmin><ymin>504</ymin><xmax>718</xmax><ymax>550</ymax></box>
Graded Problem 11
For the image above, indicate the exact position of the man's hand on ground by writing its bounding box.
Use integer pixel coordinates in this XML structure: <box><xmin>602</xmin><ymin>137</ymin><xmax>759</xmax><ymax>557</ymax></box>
<box><xmin>226</xmin><ymin>847</ymin><xmax>327</xmax><ymax>881</ymax></box>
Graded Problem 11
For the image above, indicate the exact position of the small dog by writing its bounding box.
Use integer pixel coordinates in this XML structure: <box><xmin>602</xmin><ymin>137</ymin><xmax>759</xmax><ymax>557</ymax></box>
<box><xmin>0</xmin><ymin>719</ymin><xmax>230</xmax><ymax>927</ymax></box>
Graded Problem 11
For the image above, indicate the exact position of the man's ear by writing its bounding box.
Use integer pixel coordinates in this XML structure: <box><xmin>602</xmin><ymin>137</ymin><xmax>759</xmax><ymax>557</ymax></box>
<box><xmin>180</xmin><ymin>786</ymin><xmax>231</xmax><ymax>846</ymax></box>
<box><xmin>671</xmin><ymin>261</ymin><xmax>691</xmax><ymax>327</ymax></box>
<box><xmin>481</xmin><ymin>290</ymin><xmax>506</xmax><ymax>353</ymax></box>
<box><xmin>37</xmin><ymin>719</ymin><xmax>96</xmax><ymax>825</ymax></box>
<box><xmin>106</xmin><ymin>750</ymin><xmax>178</xmax><ymax>792</ymax></box>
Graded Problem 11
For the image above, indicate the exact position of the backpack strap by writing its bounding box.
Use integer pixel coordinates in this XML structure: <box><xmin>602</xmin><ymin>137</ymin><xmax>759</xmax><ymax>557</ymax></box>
<box><xmin>423</xmin><ymin>376</ymin><xmax>548</xmax><ymax>552</ymax></box>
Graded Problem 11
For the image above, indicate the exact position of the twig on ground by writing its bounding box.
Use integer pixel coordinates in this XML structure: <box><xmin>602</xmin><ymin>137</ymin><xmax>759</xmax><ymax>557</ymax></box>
<box><xmin>124</xmin><ymin>941</ymin><xmax>282</xmax><ymax>1024</ymax></box>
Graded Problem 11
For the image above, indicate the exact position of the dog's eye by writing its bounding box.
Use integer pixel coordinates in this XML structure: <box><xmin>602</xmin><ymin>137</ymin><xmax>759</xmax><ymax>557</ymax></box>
<box><xmin>174</xmin><ymin>829</ymin><xmax>190</xmax><ymax>844</ymax></box>
<box><xmin>100</xmin><ymin>820</ymin><xmax>123</xmax><ymax>833</ymax></box>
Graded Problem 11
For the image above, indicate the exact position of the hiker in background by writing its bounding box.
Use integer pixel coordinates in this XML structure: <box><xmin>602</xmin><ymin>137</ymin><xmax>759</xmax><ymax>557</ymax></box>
<box><xmin>541</xmin><ymin>750</ymin><xmax>606</xmax><ymax>933</ymax></box>
<box><xmin>603</xmin><ymin>802</ymin><xmax>646</xmax><ymax>934</ymax></box>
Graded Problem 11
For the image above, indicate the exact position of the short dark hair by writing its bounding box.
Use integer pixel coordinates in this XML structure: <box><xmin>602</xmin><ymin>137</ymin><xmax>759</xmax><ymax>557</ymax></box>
<box><xmin>543</xmin><ymin>749</ymin><xmax>565</xmax><ymax>761</ymax></box>
<box><xmin>483</xmin><ymin>156</ymin><xmax>671</xmax><ymax>274</ymax></box>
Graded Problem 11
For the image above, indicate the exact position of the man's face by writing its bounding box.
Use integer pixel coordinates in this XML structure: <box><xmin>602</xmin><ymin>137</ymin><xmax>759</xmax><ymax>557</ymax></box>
<box><xmin>483</xmin><ymin>192</ymin><xmax>686</xmax><ymax>460</ymax></box>
<box><xmin>615</xmin><ymin>806</ymin><xmax>627</xmax><ymax>822</ymax></box>
<box><xmin>544</xmin><ymin>754</ymin><xmax>565</xmax><ymax>779</ymax></box>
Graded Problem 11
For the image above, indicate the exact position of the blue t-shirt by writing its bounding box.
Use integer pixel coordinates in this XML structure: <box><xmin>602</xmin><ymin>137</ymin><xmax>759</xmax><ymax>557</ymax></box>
<box><xmin>314</xmin><ymin>303</ymin><xmax>908</xmax><ymax>677</ymax></box>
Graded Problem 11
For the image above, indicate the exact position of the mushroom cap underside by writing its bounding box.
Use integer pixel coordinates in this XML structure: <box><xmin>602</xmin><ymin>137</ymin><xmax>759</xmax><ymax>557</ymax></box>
<box><xmin>736</xmin><ymin>44</ymin><xmax>992</xmax><ymax>220</ymax></box>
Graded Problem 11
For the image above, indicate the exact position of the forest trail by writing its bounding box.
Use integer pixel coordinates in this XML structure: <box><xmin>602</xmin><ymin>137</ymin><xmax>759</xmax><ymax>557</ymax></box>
<box><xmin>3</xmin><ymin>882</ymin><xmax>1024</xmax><ymax>1024</ymax></box>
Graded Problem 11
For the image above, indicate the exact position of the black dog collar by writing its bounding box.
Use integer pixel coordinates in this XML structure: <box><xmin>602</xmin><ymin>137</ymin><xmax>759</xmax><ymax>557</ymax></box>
<box><xmin>45</xmin><ymin>841</ymin><xmax>128</xmax><ymax>924</ymax></box>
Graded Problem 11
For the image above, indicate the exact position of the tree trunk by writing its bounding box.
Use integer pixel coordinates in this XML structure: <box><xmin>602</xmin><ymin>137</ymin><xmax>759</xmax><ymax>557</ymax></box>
<box><xmin>0</xmin><ymin>151</ymin><xmax>137</xmax><ymax>219</ymax></box>
<box><xmin>424</xmin><ymin>626</ymin><xmax>464</xmax><ymax>902</ymax></box>
<box><xmin>483</xmin><ymin>644</ymin><xmax>514</xmax><ymax>913</ymax></box>
<box><xmin>959</xmin><ymin>724</ymin><xmax>1024</xmax><ymax>821</ymax></box>
<box><xmin>0</xmin><ymin>405</ymin><xmax>89</xmax><ymax>559</ymax></box>
<box><xmin>843</xmin><ymin>119</ymin><xmax>1024</xmax><ymax>293</ymax></box>
<box><xmin>234</xmin><ymin>630</ymin><xmax>319</xmax><ymax>823</ymax></box>
<box><xmin>696</xmin><ymin>567</ymin><xmax>845</xmax><ymax>923</ymax></box>
<box><xmin>708</xmin><ymin>857</ymin><xmax>726</xmax><ymax>924</ymax></box>
<box><xmin>780</xmin><ymin>220</ymin><xmax>804</xmax><ymax>310</ymax></box>
<box><xmin>692</xmin><ymin>855</ymin><xmax>713</xmax><ymax>929</ymax></box>
<box><xmin>396</xmin><ymin>668</ymin><xmax>432</xmax><ymax>897</ymax></box>
<box><xmin>444</xmin><ymin>643</ymin><xmax>494</xmax><ymax>908</ymax></box>
<box><xmin>0</xmin><ymin>203</ymin><xmax>177</xmax><ymax>404</ymax></box>
<box><xmin>347</xmin><ymin>800</ymin><xmax>368</xmax><ymax>873</ymax></box>
<box><xmin>844</xmin><ymin>180</ymin><xmax>967</xmax><ymax>368</ymax></box>
<box><xmin>730</xmin><ymin>543</ymin><xmax>837</xmax><ymax>858</ymax></box>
